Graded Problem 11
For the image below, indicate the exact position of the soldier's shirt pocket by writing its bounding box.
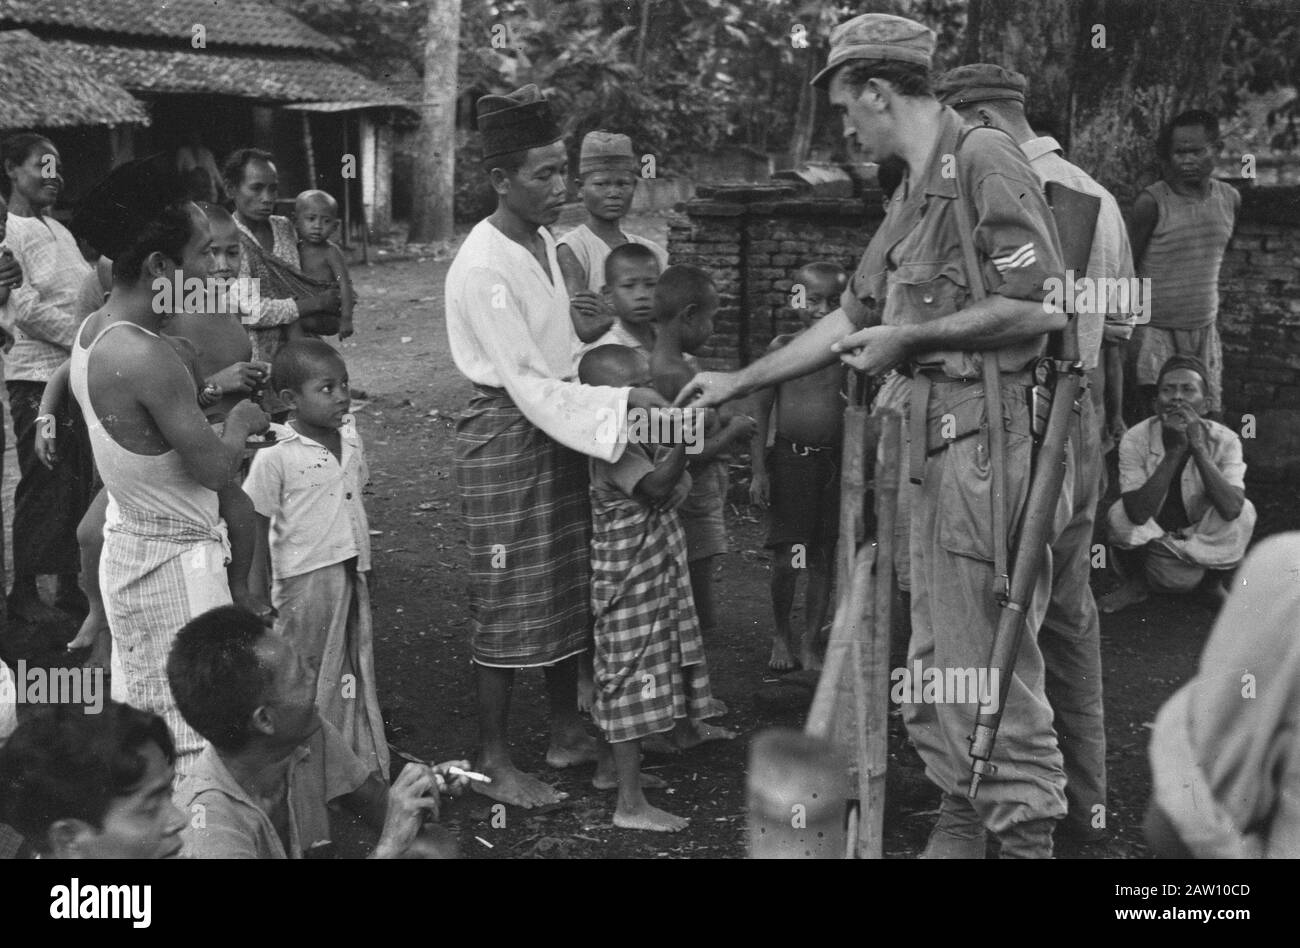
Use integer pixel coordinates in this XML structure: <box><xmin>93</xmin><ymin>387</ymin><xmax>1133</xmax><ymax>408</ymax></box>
<box><xmin>889</xmin><ymin>260</ymin><xmax>969</xmax><ymax>320</ymax></box>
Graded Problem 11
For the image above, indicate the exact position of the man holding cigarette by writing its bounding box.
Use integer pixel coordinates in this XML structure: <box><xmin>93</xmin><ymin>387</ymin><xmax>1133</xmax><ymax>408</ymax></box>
<box><xmin>168</xmin><ymin>605</ymin><xmax>467</xmax><ymax>858</ymax></box>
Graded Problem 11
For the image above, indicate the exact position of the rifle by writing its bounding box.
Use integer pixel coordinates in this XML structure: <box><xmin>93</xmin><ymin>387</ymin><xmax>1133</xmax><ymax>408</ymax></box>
<box><xmin>964</xmin><ymin>180</ymin><xmax>1101</xmax><ymax>798</ymax></box>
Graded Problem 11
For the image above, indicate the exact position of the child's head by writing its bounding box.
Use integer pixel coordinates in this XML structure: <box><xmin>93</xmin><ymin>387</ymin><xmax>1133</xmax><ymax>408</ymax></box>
<box><xmin>198</xmin><ymin>202</ymin><xmax>240</xmax><ymax>281</ymax></box>
<box><xmin>271</xmin><ymin>339</ymin><xmax>350</xmax><ymax>429</ymax></box>
<box><xmin>579</xmin><ymin>344</ymin><xmax>650</xmax><ymax>389</ymax></box>
<box><xmin>293</xmin><ymin>190</ymin><xmax>339</xmax><ymax>245</ymax></box>
<box><xmin>577</xmin><ymin>131</ymin><xmax>639</xmax><ymax>224</ymax></box>
<box><xmin>793</xmin><ymin>262</ymin><xmax>847</xmax><ymax>325</ymax></box>
<box><xmin>653</xmin><ymin>265</ymin><xmax>718</xmax><ymax>352</ymax></box>
<box><xmin>603</xmin><ymin>242</ymin><xmax>660</xmax><ymax>326</ymax></box>
<box><xmin>1157</xmin><ymin>110</ymin><xmax>1220</xmax><ymax>187</ymax></box>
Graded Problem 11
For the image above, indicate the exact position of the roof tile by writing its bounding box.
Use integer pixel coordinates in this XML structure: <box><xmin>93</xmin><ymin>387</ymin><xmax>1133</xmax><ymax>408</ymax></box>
<box><xmin>0</xmin><ymin>0</ymin><xmax>338</xmax><ymax>52</ymax></box>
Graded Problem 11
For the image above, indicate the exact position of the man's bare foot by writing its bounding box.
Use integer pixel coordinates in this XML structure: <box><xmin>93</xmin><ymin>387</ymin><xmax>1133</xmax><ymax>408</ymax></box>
<box><xmin>799</xmin><ymin>648</ymin><xmax>824</xmax><ymax>672</ymax></box>
<box><xmin>701</xmin><ymin>697</ymin><xmax>729</xmax><ymax>719</ymax></box>
<box><xmin>769</xmin><ymin>637</ymin><xmax>797</xmax><ymax>672</ymax></box>
<box><xmin>67</xmin><ymin>612</ymin><xmax>108</xmax><ymax>651</ymax></box>
<box><xmin>472</xmin><ymin>761</ymin><xmax>568</xmax><ymax>809</ymax></box>
<box><xmin>673</xmin><ymin>721</ymin><xmax>737</xmax><ymax>750</ymax></box>
<box><xmin>592</xmin><ymin>769</ymin><xmax>667</xmax><ymax>791</ymax></box>
<box><xmin>545</xmin><ymin>732</ymin><xmax>599</xmax><ymax>769</ymax></box>
<box><xmin>641</xmin><ymin>733</ymin><xmax>680</xmax><ymax>756</ymax></box>
<box><xmin>613</xmin><ymin>801</ymin><xmax>689</xmax><ymax>832</ymax></box>
<box><xmin>577</xmin><ymin>676</ymin><xmax>595</xmax><ymax>715</ymax></box>
<box><xmin>1099</xmin><ymin>581</ymin><xmax>1148</xmax><ymax>614</ymax></box>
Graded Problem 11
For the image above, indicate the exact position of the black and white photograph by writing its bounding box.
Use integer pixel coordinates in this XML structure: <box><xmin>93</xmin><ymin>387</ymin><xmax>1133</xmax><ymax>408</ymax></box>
<box><xmin>0</xmin><ymin>0</ymin><xmax>1295</xmax><ymax>917</ymax></box>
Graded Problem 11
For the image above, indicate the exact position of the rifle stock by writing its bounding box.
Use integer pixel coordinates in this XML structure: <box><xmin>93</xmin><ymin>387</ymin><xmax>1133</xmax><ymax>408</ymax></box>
<box><xmin>967</xmin><ymin>182</ymin><xmax>1102</xmax><ymax>798</ymax></box>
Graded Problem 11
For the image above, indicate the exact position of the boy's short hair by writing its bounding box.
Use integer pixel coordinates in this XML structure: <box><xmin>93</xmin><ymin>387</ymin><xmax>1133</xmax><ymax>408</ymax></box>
<box><xmin>578</xmin><ymin>344</ymin><xmax>642</xmax><ymax>387</ymax></box>
<box><xmin>0</xmin><ymin>702</ymin><xmax>175</xmax><ymax>853</ymax></box>
<box><xmin>271</xmin><ymin>338</ymin><xmax>347</xmax><ymax>394</ymax></box>
<box><xmin>837</xmin><ymin>60</ymin><xmax>932</xmax><ymax>98</ymax></box>
<box><xmin>294</xmin><ymin>189</ymin><xmax>339</xmax><ymax>217</ymax></box>
<box><xmin>654</xmin><ymin>264</ymin><xmax>717</xmax><ymax>323</ymax></box>
<box><xmin>167</xmin><ymin>605</ymin><xmax>276</xmax><ymax>754</ymax></box>
<box><xmin>604</xmin><ymin>241</ymin><xmax>659</xmax><ymax>285</ymax></box>
<box><xmin>1157</xmin><ymin>110</ymin><xmax>1220</xmax><ymax>160</ymax></box>
<box><xmin>798</xmin><ymin>261</ymin><xmax>848</xmax><ymax>286</ymax></box>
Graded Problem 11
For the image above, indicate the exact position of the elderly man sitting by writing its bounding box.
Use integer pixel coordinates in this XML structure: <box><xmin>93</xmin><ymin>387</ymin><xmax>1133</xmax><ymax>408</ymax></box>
<box><xmin>1100</xmin><ymin>355</ymin><xmax>1255</xmax><ymax>613</ymax></box>
<box><xmin>168</xmin><ymin>605</ymin><xmax>467</xmax><ymax>858</ymax></box>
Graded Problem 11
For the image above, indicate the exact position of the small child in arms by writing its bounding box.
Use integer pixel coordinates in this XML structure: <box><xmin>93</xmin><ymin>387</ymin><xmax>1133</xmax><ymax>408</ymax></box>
<box><xmin>576</xmin><ymin>241</ymin><xmax>663</xmax><ymax>714</ymax></box>
<box><xmin>579</xmin><ymin>344</ymin><xmax>724</xmax><ymax>831</ymax></box>
<box><xmin>749</xmin><ymin>262</ymin><xmax>848</xmax><ymax>672</ymax></box>
<box><xmin>292</xmin><ymin>189</ymin><xmax>355</xmax><ymax>339</ymax></box>
<box><xmin>557</xmin><ymin>131</ymin><xmax>668</xmax><ymax>347</ymax></box>
<box><xmin>242</xmin><ymin>339</ymin><xmax>389</xmax><ymax>777</ymax></box>
<box><xmin>38</xmin><ymin>203</ymin><xmax>267</xmax><ymax>659</ymax></box>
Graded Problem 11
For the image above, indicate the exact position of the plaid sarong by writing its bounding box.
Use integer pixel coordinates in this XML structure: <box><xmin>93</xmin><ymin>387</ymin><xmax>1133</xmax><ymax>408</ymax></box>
<box><xmin>273</xmin><ymin>562</ymin><xmax>390</xmax><ymax>778</ymax></box>
<box><xmin>589</xmin><ymin>486</ymin><xmax>714</xmax><ymax>744</ymax></box>
<box><xmin>454</xmin><ymin>386</ymin><xmax>591</xmax><ymax>667</ymax></box>
<box><xmin>102</xmin><ymin>503</ymin><xmax>232</xmax><ymax>773</ymax></box>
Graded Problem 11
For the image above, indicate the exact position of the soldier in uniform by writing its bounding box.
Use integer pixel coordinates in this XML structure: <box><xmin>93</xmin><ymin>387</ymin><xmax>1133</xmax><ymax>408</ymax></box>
<box><xmin>936</xmin><ymin>63</ymin><xmax>1140</xmax><ymax>845</ymax></box>
<box><xmin>679</xmin><ymin>13</ymin><xmax>1070</xmax><ymax>857</ymax></box>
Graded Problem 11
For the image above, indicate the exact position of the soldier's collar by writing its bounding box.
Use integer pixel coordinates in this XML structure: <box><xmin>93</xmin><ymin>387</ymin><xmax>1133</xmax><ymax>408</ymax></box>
<box><xmin>920</xmin><ymin>107</ymin><xmax>967</xmax><ymax>199</ymax></box>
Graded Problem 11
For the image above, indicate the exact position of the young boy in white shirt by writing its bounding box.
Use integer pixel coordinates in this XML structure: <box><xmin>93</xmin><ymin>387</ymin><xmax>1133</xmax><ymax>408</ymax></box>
<box><xmin>243</xmin><ymin>339</ymin><xmax>389</xmax><ymax>777</ymax></box>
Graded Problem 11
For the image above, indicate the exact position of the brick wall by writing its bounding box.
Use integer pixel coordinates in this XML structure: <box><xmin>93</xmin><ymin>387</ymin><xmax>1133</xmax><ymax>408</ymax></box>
<box><xmin>669</xmin><ymin>182</ymin><xmax>1300</xmax><ymax>478</ymax></box>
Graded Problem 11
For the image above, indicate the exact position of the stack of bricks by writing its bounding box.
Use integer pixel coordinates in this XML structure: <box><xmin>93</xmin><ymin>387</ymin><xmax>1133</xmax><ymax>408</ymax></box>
<box><xmin>667</xmin><ymin>183</ymin><xmax>887</xmax><ymax>368</ymax></box>
<box><xmin>1217</xmin><ymin>185</ymin><xmax>1300</xmax><ymax>479</ymax></box>
<box><xmin>669</xmin><ymin>180</ymin><xmax>1300</xmax><ymax>476</ymax></box>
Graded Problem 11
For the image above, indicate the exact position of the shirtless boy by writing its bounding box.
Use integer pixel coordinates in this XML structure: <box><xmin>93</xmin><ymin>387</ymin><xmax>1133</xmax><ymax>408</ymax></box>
<box><xmin>749</xmin><ymin>262</ymin><xmax>847</xmax><ymax>671</ymax></box>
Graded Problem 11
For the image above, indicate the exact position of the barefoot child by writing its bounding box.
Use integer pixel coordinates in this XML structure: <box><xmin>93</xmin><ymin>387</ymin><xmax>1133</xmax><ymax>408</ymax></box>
<box><xmin>242</xmin><ymin>339</ymin><xmax>389</xmax><ymax>777</ymax></box>
<box><xmin>292</xmin><ymin>189</ymin><xmax>355</xmax><ymax>339</ymax></box>
<box><xmin>650</xmin><ymin>266</ymin><xmax>755</xmax><ymax>643</ymax></box>
<box><xmin>557</xmin><ymin>131</ymin><xmax>668</xmax><ymax>346</ymax></box>
<box><xmin>37</xmin><ymin>203</ymin><xmax>268</xmax><ymax>658</ymax></box>
<box><xmin>576</xmin><ymin>241</ymin><xmax>663</xmax><ymax>714</ymax></box>
<box><xmin>749</xmin><ymin>262</ymin><xmax>847</xmax><ymax>671</ymax></box>
<box><xmin>578</xmin><ymin>344</ymin><xmax>718</xmax><ymax>831</ymax></box>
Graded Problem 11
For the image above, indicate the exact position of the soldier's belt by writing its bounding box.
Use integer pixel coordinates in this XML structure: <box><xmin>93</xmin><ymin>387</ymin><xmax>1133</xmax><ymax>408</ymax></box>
<box><xmin>907</xmin><ymin>368</ymin><xmax>1033</xmax><ymax>486</ymax></box>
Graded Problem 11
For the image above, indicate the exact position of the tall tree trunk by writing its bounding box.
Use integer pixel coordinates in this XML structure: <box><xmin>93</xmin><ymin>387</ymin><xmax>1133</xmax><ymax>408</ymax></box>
<box><xmin>785</xmin><ymin>48</ymin><xmax>819</xmax><ymax>170</ymax></box>
<box><xmin>635</xmin><ymin>0</ymin><xmax>652</xmax><ymax>73</ymax></box>
<box><xmin>409</xmin><ymin>0</ymin><xmax>462</xmax><ymax>244</ymax></box>
<box><xmin>964</xmin><ymin>0</ymin><xmax>1235</xmax><ymax>208</ymax></box>
<box><xmin>961</xmin><ymin>0</ymin><xmax>1075</xmax><ymax>142</ymax></box>
<box><xmin>1070</xmin><ymin>0</ymin><xmax>1233</xmax><ymax>207</ymax></box>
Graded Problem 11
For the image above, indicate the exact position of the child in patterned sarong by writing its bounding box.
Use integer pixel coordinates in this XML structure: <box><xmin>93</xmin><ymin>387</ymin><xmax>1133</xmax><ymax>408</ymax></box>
<box><xmin>579</xmin><ymin>344</ymin><xmax>727</xmax><ymax>832</ymax></box>
<box><xmin>243</xmin><ymin>339</ymin><xmax>389</xmax><ymax>778</ymax></box>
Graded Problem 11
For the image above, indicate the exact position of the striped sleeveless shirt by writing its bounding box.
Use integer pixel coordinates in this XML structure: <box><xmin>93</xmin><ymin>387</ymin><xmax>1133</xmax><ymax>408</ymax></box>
<box><xmin>1139</xmin><ymin>179</ymin><xmax>1237</xmax><ymax>330</ymax></box>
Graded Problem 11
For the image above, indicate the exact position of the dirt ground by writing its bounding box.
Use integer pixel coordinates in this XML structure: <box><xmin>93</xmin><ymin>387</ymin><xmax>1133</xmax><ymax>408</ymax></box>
<box><xmin>4</xmin><ymin>211</ymin><xmax>1298</xmax><ymax>859</ymax></box>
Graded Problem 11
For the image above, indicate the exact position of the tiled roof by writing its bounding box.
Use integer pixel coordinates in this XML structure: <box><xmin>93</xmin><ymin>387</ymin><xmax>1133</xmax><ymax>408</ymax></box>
<box><xmin>0</xmin><ymin>30</ymin><xmax>149</xmax><ymax>131</ymax></box>
<box><xmin>0</xmin><ymin>0</ymin><xmax>338</xmax><ymax>52</ymax></box>
<box><xmin>49</xmin><ymin>41</ymin><xmax>412</xmax><ymax>106</ymax></box>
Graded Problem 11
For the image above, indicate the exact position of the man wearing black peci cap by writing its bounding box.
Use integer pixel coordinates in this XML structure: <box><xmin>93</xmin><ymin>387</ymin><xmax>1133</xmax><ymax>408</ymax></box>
<box><xmin>68</xmin><ymin>154</ymin><xmax>270</xmax><ymax>774</ymax></box>
<box><xmin>444</xmin><ymin>85</ymin><xmax>670</xmax><ymax>809</ymax></box>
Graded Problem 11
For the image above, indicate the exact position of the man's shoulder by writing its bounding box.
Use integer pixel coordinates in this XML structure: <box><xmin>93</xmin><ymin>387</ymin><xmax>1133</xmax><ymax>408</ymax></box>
<box><xmin>960</xmin><ymin>125</ymin><xmax>1040</xmax><ymax>182</ymax></box>
<box><xmin>1204</xmin><ymin>417</ymin><xmax>1242</xmax><ymax>448</ymax></box>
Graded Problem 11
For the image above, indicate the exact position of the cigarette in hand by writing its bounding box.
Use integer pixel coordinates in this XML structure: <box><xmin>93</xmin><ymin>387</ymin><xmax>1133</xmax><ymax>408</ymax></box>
<box><xmin>447</xmin><ymin>766</ymin><xmax>492</xmax><ymax>784</ymax></box>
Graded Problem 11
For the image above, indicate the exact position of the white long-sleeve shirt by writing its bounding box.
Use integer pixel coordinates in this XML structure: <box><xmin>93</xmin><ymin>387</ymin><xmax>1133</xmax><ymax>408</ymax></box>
<box><xmin>445</xmin><ymin>219</ymin><xmax>629</xmax><ymax>462</ymax></box>
<box><xmin>0</xmin><ymin>213</ymin><xmax>94</xmax><ymax>382</ymax></box>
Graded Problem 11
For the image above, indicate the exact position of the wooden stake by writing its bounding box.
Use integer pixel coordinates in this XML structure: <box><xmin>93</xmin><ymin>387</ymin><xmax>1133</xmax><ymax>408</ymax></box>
<box><xmin>301</xmin><ymin>112</ymin><xmax>317</xmax><ymax>189</ymax></box>
<box><xmin>858</xmin><ymin>409</ymin><xmax>902</xmax><ymax>858</ymax></box>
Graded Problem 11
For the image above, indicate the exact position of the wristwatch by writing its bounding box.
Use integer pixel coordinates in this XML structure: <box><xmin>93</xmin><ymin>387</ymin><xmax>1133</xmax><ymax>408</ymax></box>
<box><xmin>198</xmin><ymin>381</ymin><xmax>223</xmax><ymax>407</ymax></box>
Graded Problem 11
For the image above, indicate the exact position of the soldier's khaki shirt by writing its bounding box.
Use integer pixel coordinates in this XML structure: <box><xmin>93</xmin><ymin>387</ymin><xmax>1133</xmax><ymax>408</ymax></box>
<box><xmin>842</xmin><ymin>108</ymin><xmax>1066</xmax><ymax>379</ymax></box>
